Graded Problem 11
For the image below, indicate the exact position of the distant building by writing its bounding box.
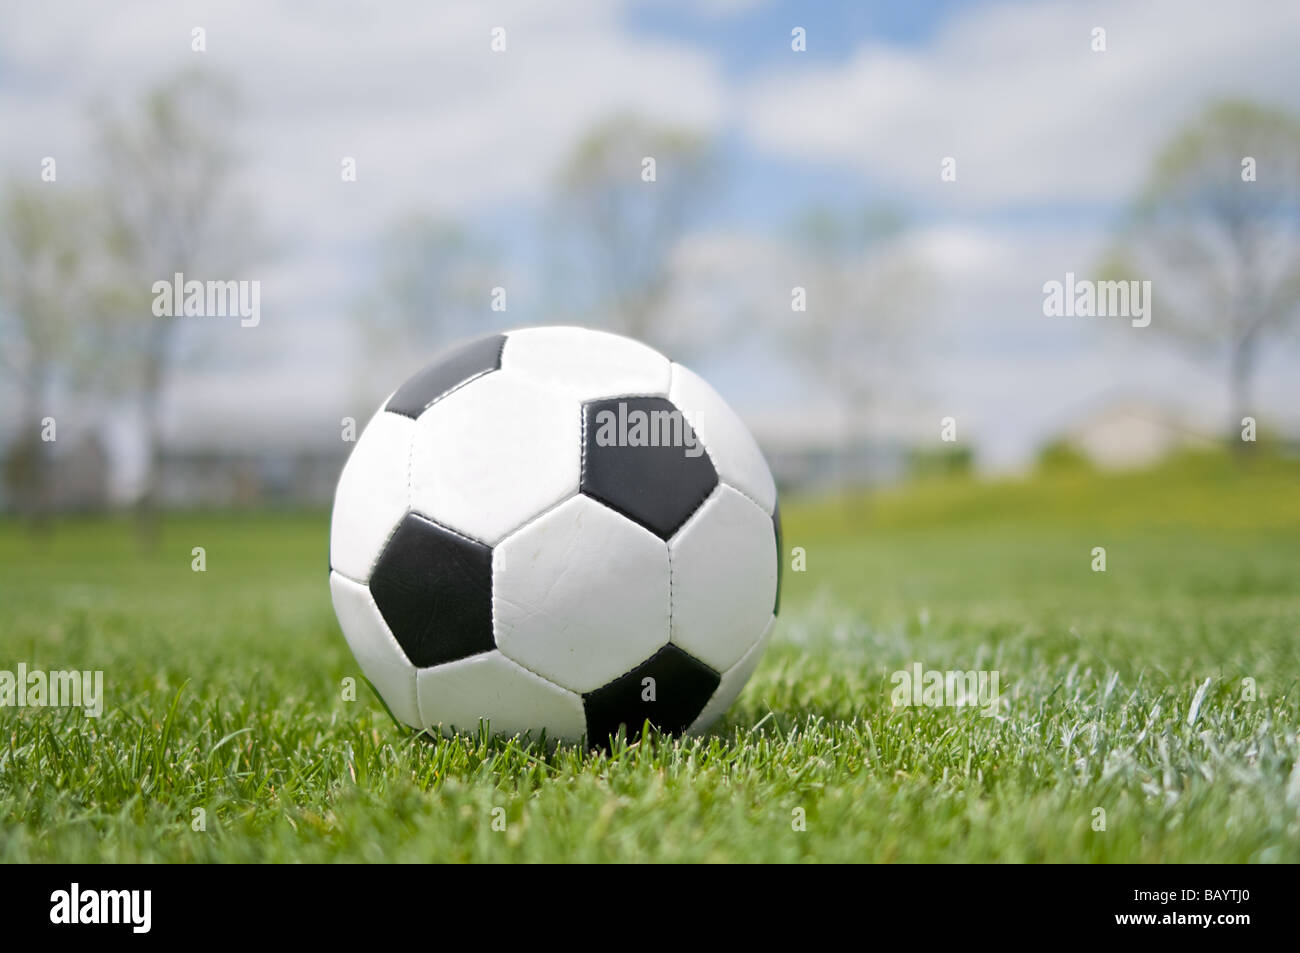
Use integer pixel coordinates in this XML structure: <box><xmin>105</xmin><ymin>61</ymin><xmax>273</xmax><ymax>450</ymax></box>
<box><xmin>1061</xmin><ymin>401</ymin><xmax>1216</xmax><ymax>470</ymax></box>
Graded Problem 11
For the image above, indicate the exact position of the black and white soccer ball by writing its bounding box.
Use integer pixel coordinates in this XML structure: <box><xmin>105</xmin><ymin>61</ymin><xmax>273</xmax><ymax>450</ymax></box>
<box><xmin>329</xmin><ymin>326</ymin><xmax>781</xmax><ymax>745</ymax></box>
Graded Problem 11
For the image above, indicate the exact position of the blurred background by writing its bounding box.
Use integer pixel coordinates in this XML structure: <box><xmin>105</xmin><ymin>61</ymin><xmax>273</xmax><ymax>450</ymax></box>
<box><xmin>2</xmin><ymin>0</ymin><xmax>1299</xmax><ymax>528</ymax></box>
<box><xmin>7</xmin><ymin>1</ymin><xmax>1300</xmax><ymax>865</ymax></box>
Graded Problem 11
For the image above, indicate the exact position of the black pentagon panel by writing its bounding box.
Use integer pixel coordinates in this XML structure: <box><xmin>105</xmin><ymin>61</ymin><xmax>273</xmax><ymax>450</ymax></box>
<box><xmin>369</xmin><ymin>513</ymin><xmax>494</xmax><ymax>667</ymax></box>
<box><xmin>772</xmin><ymin>500</ymin><xmax>783</xmax><ymax>616</ymax></box>
<box><xmin>583</xmin><ymin>644</ymin><xmax>720</xmax><ymax>745</ymax></box>
<box><xmin>384</xmin><ymin>333</ymin><xmax>506</xmax><ymax>419</ymax></box>
<box><xmin>581</xmin><ymin>396</ymin><xmax>718</xmax><ymax>540</ymax></box>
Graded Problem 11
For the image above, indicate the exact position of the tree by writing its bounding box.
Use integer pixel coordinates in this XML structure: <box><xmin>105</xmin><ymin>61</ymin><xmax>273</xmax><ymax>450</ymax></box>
<box><xmin>95</xmin><ymin>70</ymin><xmax>257</xmax><ymax>536</ymax></box>
<box><xmin>0</xmin><ymin>185</ymin><xmax>93</xmax><ymax>528</ymax></box>
<box><xmin>1103</xmin><ymin>100</ymin><xmax>1300</xmax><ymax>442</ymax></box>
<box><xmin>549</xmin><ymin>115</ymin><xmax>713</xmax><ymax>355</ymax></box>
<box><xmin>784</xmin><ymin>204</ymin><xmax>928</xmax><ymax>495</ymax></box>
<box><xmin>353</xmin><ymin>215</ymin><xmax>498</xmax><ymax>403</ymax></box>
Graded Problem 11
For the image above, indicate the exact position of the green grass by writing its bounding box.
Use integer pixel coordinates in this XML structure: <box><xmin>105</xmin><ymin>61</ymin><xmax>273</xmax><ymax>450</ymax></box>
<box><xmin>2</xmin><ymin>450</ymin><xmax>1299</xmax><ymax>862</ymax></box>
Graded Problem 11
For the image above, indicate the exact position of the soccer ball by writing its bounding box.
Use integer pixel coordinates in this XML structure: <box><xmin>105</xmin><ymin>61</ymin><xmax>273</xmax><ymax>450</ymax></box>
<box><xmin>329</xmin><ymin>326</ymin><xmax>781</xmax><ymax>745</ymax></box>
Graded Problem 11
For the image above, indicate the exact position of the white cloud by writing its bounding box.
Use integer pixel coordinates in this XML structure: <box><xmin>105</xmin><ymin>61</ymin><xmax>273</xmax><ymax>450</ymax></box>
<box><xmin>0</xmin><ymin>0</ymin><xmax>729</xmax><ymax>235</ymax></box>
<box><xmin>741</xmin><ymin>0</ymin><xmax>1300</xmax><ymax>206</ymax></box>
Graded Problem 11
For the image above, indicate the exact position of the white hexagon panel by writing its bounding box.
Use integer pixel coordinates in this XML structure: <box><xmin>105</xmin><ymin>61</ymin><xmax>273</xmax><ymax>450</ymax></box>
<box><xmin>329</xmin><ymin>572</ymin><xmax>420</xmax><ymax>727</ymax></box>
<box><xmin>501</xmin><ymin>325</ymin><xmax>671</xmax><ymax>401</ymax></box>
<box><xmin>329</xmin><ymin>408</ymin><xmax>414</xmax><ymax>582</ymax></box>
<box><xmin>492</xmin><ymin>494</ymin><xmax>670</xmax><ymax>695</ymax></box>
<box><xmin>669</xmin><ymin>484</ymin><xmax>778</xmax><ymax>672</ymax></box>
<box><xmin>416</xmin><ymin>650</ymin><xmax>586</xmax><ymax>740</ymax></box>
<box><xmin>409</xmin><ymin>369</ymin><xmax>581</xmax><ymax>546</ymax></box>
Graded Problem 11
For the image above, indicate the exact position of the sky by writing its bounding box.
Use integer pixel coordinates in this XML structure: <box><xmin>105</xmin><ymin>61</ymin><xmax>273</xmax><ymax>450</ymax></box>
<box><xmin>2</xmin><ymin>0</ymin><xmax>1299</xmax><ymax>496</ymax></box>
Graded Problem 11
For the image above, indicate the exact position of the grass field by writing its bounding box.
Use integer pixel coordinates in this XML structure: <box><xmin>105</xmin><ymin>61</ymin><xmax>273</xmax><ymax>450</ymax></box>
<box><xmin>2</xmin><ymin>451</ymin><xmax>1299</xmax><ymax>862</ymax></box>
